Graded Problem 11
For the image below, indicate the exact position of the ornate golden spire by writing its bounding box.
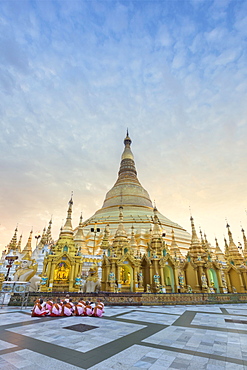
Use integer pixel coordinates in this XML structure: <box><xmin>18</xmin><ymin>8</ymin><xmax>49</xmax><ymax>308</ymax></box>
<box><xmin>22</xmin><ymin>230</ymin><xmax>33</xmax><ymax>257</ymax></box>
<box><xmin>40</xmin><ymin>227</ymin><xmax>47</xmax><ymax>245</ymax></box>
<box><xmin>115</xmin><ymin>206</ymin><xmax>127</xmax><ymax>238</ymax></box>
<box><xmin>148</xmin><ymin>207</ymin><xmax>164</xmax><ymax>257</ymax></box>
<box><xmin>214</xmin><ymin>237</ymin><xmax>225</xmax><ymax>262</ymax></box>
<box><xmin>102</xmin><ymin>132</ymin><xmax>153</xmax><ymax>209</ymax></box>
<box><xmin>100</xmin><ymin>224</ymin><xmax>110</xmax><ymax>252</ymax></box>
<box><xmin>152</xmin><ymin>206</ymin><xmax>162</xmax><ymax>238</ymax></box>
<box><xmin>242</xmin><ymin>228</ymin><xmax>247</xmax><ymax>250</ymax></box>
<box><xmin>130</xmin><ymin>225</ymin><xmax>138</xmax><ymax>248</ymax></box>
<box><xmin>224</xmin><ymin>236</ymin><xmax>229</xmax><ymax>257</ymax></box>
<box><xmin>242</xmin><ymin>228</ymin><xmax>247</xmax><ymax>261</ymax></box>
<box><xmin>170</xmin><ymin>228</ymin><xmax>183</xmax><ymax>259</ymax></box>
<box><xmin>8</xmin><ymin>226</ymin><xmax>18</xmax><ymax>252</ymax></box>
<box><xmin>63</xmin><ymin>196</ymin><xmax>73</xmax><ymax>234</ymax></box>
<box><xmin>46</xmin><ymin>218</ymin><xmax>53</xmax><ymax>244</ymax></box>
<box><xmin>74</xmin><ymin>213</ymin><xmax>86</xmax><ymax>253</ymax></box>
<box><xmin>17</xmin><ymin>234</ymin><xmax>22</xmax><ymax>253</ymax></box>
<box><xmin>189</xmin><ymin>216</ymin><xmax>205</xmax><ymax>259</ymax></box>
<box><xmin>226</xmin><ymin>223</ymin><xmax>244</xmax><ymax>266</ymax></box>
<box><xmin>199</xmin><ymin>229</ymin><xmax>207</xmax><ymax>252</ymax></box>
<box><xmin>112</xmin><ymin>207</ymin><xmax>129</xmax><ymax>255</ymax></box>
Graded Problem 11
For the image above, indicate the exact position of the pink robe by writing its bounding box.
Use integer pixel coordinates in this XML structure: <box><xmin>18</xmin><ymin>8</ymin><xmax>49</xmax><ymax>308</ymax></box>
<box><xmin>84</xmin><ymin>305</ymin><xmax>93</xmax><ymax>316</ymax></box>
<box><xmin>31</xmin><ymin>303</ymin><xmax>48</xmax><ymax>317</ymax></box>
<box><xmin>45</xmin><ymin>301</ymin><xmax>53</xmax><ymax>315</ymax></box>
<box><xmin>93</xmin><ymin>304</ymin><xmax>104</xmax><ymax>317</ymax></box>
<box><xmin>75</xmin><ymin>303</ymin><xmax>85</xmax><ymax>316</ymax></box>
<box><xmin>61</xmin><ymin>304</ymin><xmax>73</xmax><ymax>316</ymax></box>
<box><xmin>51</xmin><ymin>303</ymin><xmax>62</xmax><ymax>317</ymax></box>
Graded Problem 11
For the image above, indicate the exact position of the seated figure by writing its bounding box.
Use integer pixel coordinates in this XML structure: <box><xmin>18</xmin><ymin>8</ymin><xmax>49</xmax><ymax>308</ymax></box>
<box><xmin>84</xmin><ymin>301</ymin><xmax>93</xmax><ymax>316</ymax></box>
<box><xmin>68</xmin><ymin>298</ymin><xmax>75</xmax><ymax>314</ymax></box>
<box><xmin>75</xmin><ymin>299</ymin><xmax>86</xmax><ymax>316</ymax></box>
<box><xmin>45</xmin><ymin>300</ymin><xmax>53</xmax><ymax>314</ymax></box>
<box><xmin>92</xmin><ymin>298</ymin><xmax>105</xmax><ymax>317</ymax></box>
<box><xmin>31</xmin><ymin>299</ymin><xmax>49</xmax><ymax>317</ymax></box>
<box><xmin>50</xmin><ymin>299</ymin><xmax>62</xmax><ymax>317</ymax></box>
<box><xmin>61</xmin><ymin>301</ymin><xmax>73</xmax><ymax>316</ymax></box>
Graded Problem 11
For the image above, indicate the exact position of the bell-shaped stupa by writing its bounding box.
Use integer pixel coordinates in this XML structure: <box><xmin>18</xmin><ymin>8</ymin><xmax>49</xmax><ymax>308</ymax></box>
<box><xmin>82</xmin><ymin>131</ymin><xmax>191</xmax><ymax>255</ymax></box>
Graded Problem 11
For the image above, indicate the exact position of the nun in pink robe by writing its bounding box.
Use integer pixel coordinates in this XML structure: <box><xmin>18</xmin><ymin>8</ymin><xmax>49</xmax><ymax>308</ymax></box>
<box><xmin>50</xmin><ymin>300</ymin><xmax>62</xmax><ymax>316</ymax></box>
<box><xmin>31</xmin><ymin>299</ymin><xmax>49</xmax><ymax>317</ymax></box>
<box><xmin>75</xmin><ymin>300</ymin><xmax>86</xmax><ymax>316</ymax></box>
<box><xmin>84</xmin><ymin>301</ymin><xmax>93</xmax><ymax>316</ymax></box>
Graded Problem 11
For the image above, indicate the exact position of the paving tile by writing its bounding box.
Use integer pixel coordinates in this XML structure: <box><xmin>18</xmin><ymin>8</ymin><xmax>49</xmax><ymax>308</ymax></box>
<box><xmin>1</xmin><ymin>304</ymin><xmax>247</xmax><ymax>369</ymax></box>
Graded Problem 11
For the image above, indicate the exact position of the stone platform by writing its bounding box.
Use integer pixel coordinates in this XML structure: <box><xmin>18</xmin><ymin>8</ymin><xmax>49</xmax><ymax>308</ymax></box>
<box><xmin>1</xmin><ymin>303</ymin><xmax>247</xmax><ymax>369</ymax></box>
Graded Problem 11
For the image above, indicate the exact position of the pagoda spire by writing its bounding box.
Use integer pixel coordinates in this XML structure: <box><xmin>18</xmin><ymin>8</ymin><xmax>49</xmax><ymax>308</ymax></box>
<box><xmin>40</xmin><ymin>227</ymin><xmax>47</xmax><ymax>246</ymax></box>
<box><xmin>74</xmin><ymin>213</ymin><xmax>86</xmax><ymax>254</ymax></box>
<box><xmin>226</xmin><ymin>223</ymin><xmax>244</xmax><ymax>266</ymax></box>
<box><xmin>115</xmin><ymin>206</ymin><xmax>127</xmax><ymax>238</ymax></box>
<box><xmin>148</xmin><ymin>206</ymin><xmax>164</xmax><ymax>257</ymax></box>
<box><xmin>63</xmin><ymin>196</ymin><xmax>73</xmax><ymax>233</ymax></box>
<box><xmin>100</xmin><ymin>224</ymin><xmax>110</xmax><ymax>252</ymax></box>
<box><xmin>101</xmin><ymin>132</ymin><xmax>153</xmax><ymax>209</ymax></box>
<box><xmin>17</xmin><ymin>234</ymin><xmax>22</xmax><ymax>252</ymax></box>
<box><xmin>189</xmin><ymin>216</ymin><xmax>205</xmax><ymax>259</ymax></box>
<box><xmin>22</xmin><ymin>230</ymin><xmax>33</xmax><ymax>257</ymax></box>
<box><xmin>112</xmin><ymin>207</ymin><xmax>129</xmax><ymax>256</ymax></box>
<box><xmin>46</xmin><ymin>218</ymin><xmax>53</xmax><ymax>244</ymax></box>
<box><xmin>130</xmin><ymin>225</ymin><xmax>138</xmax><ymax>249</ymax></box>
<box><xmin>8</xmin><ymin>226</ymin><xmax>18</xmax><ymax>253</ymax></box>
<box><xmin>224</xmin><ymin>236</ymin><xmax>229</xmax><ymax>257</ymax></box>
<box><xmin>214</xmin><ymin>237</ymin><xmax>225</xmax><ymax>263</ymax></box>
<box><xmin>241</xmin><ymin>227</ymin><xmax>247</xmax><ymax>260</ymax></box>
<box><xmin>170</xmin><ymin>228</ymin><xmax>183</xmax><ymax>259</ymax></box>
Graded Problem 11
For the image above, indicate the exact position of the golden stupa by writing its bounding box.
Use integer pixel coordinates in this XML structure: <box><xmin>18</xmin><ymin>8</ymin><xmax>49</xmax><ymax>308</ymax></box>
<box><xmin>82</xmin><ymin>131</ymin><xmax>191</xmax><ymax>255</ymax></box>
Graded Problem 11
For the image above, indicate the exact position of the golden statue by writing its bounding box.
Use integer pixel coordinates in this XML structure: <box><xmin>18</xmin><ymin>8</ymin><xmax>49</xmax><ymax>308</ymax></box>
<box><xmin>54</xmin><ymin>263</ymin><xmax>69</xmax><ymax>281</ymax></box>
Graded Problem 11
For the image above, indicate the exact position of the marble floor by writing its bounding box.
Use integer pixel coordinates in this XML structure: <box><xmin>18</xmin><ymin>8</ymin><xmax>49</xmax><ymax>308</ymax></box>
<box><xmin>0</xmin><ymin>303</ymin><xmax>247</xmax><ymax>369</ymax></box>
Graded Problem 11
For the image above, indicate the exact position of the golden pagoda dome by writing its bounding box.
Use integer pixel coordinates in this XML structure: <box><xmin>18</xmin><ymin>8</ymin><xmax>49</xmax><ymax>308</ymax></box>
<box><xmin>82</xmin><ymin>132</ymin><xmax>191</xmax><ymax>255</ymax></box>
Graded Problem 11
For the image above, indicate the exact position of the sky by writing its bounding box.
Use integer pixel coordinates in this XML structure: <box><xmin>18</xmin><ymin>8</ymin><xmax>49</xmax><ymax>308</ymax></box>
<box><xmin>0</xmin><ymin>0</ymin><xmax>247</xmax><ymax>253</ymax></box>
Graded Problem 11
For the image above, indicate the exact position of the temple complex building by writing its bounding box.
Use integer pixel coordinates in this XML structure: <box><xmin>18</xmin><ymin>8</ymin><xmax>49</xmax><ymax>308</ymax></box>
<box><xmin>1</xmin><ymin>132</ymin><xmax>247</xmax><ymax>295</ymax></box>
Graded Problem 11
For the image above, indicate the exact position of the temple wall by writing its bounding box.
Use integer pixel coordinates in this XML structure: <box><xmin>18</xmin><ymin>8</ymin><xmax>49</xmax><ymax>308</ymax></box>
<box><xmin>9</xmin><ymin>292</ymin><xmax>247</xmax><ymax>306</ymax></box>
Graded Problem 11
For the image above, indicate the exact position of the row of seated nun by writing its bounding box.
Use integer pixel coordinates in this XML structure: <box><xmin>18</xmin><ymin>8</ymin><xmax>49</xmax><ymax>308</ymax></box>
<box><xmin>31</xmin><ymin>297</ymin><xmax>105</xmax><ymax>317</ymax></box>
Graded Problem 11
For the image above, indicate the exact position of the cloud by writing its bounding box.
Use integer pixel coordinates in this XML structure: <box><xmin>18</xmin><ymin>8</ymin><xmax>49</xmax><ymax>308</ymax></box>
<box><xmin>0</xmin><ymin>0</ymin><xmax>246</xmax><ymax>251</ymax></box>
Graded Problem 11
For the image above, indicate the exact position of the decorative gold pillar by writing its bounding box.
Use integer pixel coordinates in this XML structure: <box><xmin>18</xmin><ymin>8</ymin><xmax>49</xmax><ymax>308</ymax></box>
<box><xmin>238</xmin><ymin>272</ymin><xmax>245</xmax><ymax>293</ymax></box>
<box><xmin>69</xmin><ymin>263</ymin><xmax>75</xmax><ymax>291</ymax></box>
<box><xmin>49</xmin><ymin>262</ymin><xmax>56</xmax><ymax>287</ymax></box>
<box><xmin>194</xmin><ymin>268</ymin><xmax>200</xmax><ymax>291</ymax></box>
<box><xmin>174</xmin><ymin>268</ymin><xmax>179</xmax><ymax>293</ymax></box>
<box><xmin>160</xmin><ymin>266</ymin><xmax>164</xmax><ymax>286</ymax></box>
<box><xmin>226</xmin><ymin>272</ymin><xmax>231</xmax><ymax>292</ymax></box>
<box><xmin>216</xmin><ymin>269</ymin><xmax>224</xmax><ymax>293</ymax></box>
<box><xmin>149</xmin><ymin>264</ymin><xmax>153</xmax><ymax>287</ymax></box>
<box><xmin>206</xmin><ymin>270</ymin><xmax>211</xmax><ymax>286</ymax></box>
<box><xmin>74</xmin><ymin>262</ymin><xmax>79</xmax><ymax>278</ymax></box>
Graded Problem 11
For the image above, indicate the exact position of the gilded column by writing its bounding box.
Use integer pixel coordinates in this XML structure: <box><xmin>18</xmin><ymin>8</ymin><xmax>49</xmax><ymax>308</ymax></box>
<box><xmin>69</xmin><ymin>263</ymin><xmax>75</xmax><ymax>291</ymax></box>
<box><xmin>238</xmin><ymin>272</ymin><xmax>245</xmax><ymax>293</ymax></box>
<box><xmin>49</xmin><ymin>262</ymin><xmax>56</xmax><ymax>287</ymax></box>
<box><xmin>226</xmin><ymin>273</ymin><xmax>231</xmax><ymax>292</ymax></box>
<box><xmin>173</xmin><ymin>268</ymin><xmax>179</xmax><ymax>293</ymax></box>
<box><xmin>160</xmin><ymin>266</ymin><xmax>164</xmax><ymax>286</ymax></box>
<box><xmin>194</xmin><ymin>268</ymin><xmax>199</xmax><ymax>291</ymax></box>
<box><xmin>216</xmin><ymin>270</ymin><xmax>224</xmax><ymax>293</ymax></box>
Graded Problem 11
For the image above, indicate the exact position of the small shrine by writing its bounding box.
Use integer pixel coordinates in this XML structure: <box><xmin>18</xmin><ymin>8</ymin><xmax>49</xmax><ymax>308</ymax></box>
<box><xmin>40</xmin><ymin>198</ymin><xmax>83</xmax><ymax>292</ymax></box>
